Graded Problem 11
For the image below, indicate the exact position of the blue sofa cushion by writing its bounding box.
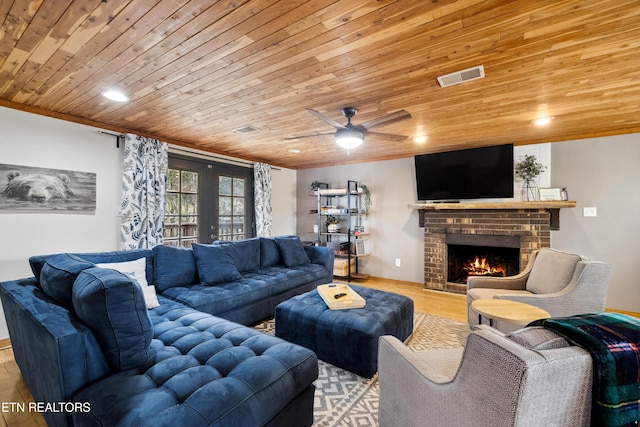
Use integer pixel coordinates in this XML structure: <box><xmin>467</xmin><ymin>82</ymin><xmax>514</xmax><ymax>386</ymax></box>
<box><xmin>30</xmin><ymin>249</ymin><xmax>154</xmax><ymax>285</ymax></box>
<box><xmin>152</xmin><ymin>245</ymin><xmax>198</xmax><ymax>291</ymax></box>
<box><xmin>72</xmin><ymin>267</ymin><xmax>153</xmax><ymax>371</ymax></box>
<box><xmin>192</xmin><ymin>244</ymin><xmax>242</xmax><ymax>285</ymax></box>
<box><xmin>39</xmin><ymin>253</ymin><xmax>95</xmax><ymax>307</ymax></box>
<box><xmin>162</xmin><ymin>264</ymin><xmax>327</xmax><ymax>320</ymax></box>
<box><xmin>72</xmin><ymin>298</ymin><xmax>318</xmax><ymax>427</ymax></box>
<box><xmin>260</xmin><ymin>237</ymin><xmax>283</xmax><ymax>268</ymax></box>
<box><xmin>275</xmin><ymin>236</ymin><xmax>310</xmax><ymax>267</ymax></box>
<box><xmin>229</xmin><ymin>237</ymin><xmax>261</xmax><ymax>272</ymax></box>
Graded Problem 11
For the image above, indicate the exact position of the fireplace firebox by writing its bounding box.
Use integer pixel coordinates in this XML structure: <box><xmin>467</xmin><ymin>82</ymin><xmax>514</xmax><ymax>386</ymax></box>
<box><xmin>447</xmin><ymin>244</ymin><xmax>520</xmax><ymax>284</ymax></box>
<box><xmin>446</xmin><ymin>233</ymin><xmax>521</xmax><ymax>286</ymax></box>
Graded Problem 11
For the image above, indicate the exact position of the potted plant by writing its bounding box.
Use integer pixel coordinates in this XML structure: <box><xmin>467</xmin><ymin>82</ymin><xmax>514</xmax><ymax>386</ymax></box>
<box><xmin>515</xmin><ymin>154</ymin><xmax>547</xmax><ymax>201</ymax></box>
<box><xmin>310</xmin><ymin>181</ymin><xmax>323</xmax><ymax>194</ymax></box>
<box><xmin>326</xmin><ymin>216</ymin><xmax>340</xmax><ymax>233</ymax></box>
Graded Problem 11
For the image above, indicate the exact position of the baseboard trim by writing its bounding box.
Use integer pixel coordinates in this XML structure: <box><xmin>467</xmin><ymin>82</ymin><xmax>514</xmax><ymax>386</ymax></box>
<box><xmin>0</xmin><ymin>338</ymin><xmax>11</xmax><ymax>350</ymax></box>
<box><xmin>367</xmin><ymin>276</ymin><xmax>423</xmax><ymax>288</ymax></box>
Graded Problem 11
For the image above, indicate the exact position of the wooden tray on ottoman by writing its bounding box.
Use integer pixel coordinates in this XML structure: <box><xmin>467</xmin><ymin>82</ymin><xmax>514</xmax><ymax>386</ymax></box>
<box><xmin>317</xmin><ymin>283</ymin><xmax>366</xmax><ymax>310</ymax></box>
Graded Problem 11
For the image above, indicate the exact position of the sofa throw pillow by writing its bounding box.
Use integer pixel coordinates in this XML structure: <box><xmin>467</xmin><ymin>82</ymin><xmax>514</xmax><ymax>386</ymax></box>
<box><xmin>152</xmin><ymin>245</ymin><xmax>198</xmax><ymax>291</ymax></box>
<box><xmin>260</xmin><ymin>237</ymin><xmax>283</xmax><ymax>268</ymax></box>
<box><xmin>72</xmin><ymin>267</ymin><xmax>153</xmax><ymax>371</ymax></box>
<box><xmin>227</xmin><ymin>238</ymin><xmax>261</xmax><ymax>273</ymax></box>
<box><xmin>527</xmin><ymin>248</ymin><xmax>582</xmax><ymax>295</ymax></box>
<box><xmin>30</xmin><ymin>249</ymin><xmax>153</xmax><ymax>286</ymax></box>
<box><xmin>192</xmin><ymin>243</ymin><xmax>242</xmax><ymax>285</ymax></box>
<box><xmin>96</xmin><ymin>258</ymin><xmax>159</xmax><ymax>309</ymax></box>
<box><xmin>39</xmin><ymin>253</ymin><xmax>95</xmax><ymax>307</ymax></box>
<box><xmin>274</xmin><ymin>236</ymin><xmax>310</xmax><ymax>267</ymax></box>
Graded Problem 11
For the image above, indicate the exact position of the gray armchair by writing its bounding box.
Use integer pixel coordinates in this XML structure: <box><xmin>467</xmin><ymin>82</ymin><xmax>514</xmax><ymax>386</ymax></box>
<box><xmin>467</xmin><ymin>248</ymin><xmax>611</xmax><ymax>332</ymax></box>
<box><xmin>378</xmin><ymin>326</ymin><xmax>593</xmax><ymax>427</ymax></box>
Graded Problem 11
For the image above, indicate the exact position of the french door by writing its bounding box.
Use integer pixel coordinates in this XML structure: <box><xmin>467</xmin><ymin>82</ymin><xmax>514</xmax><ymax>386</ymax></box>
<box><xmin>164</xmin><ymin>154</ymin><xmax>254</xmax><ymax>246</ymax></box>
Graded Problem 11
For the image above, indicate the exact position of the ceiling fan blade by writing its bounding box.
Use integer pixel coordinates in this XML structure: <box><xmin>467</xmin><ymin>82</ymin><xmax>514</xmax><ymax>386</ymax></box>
<box><xmin>284</xmin><ymin>132</ymin><xmax>334</xmax><ymax>141</ymax></box>
<box><xmin>359</xmin><ymin>110</ymin><xmax>412</xmax><ymax>130</ymax></box>
<box><xmin>365</xmin><ymin>132</ymin><xmax>408</xmax><ymax>142</ymax></box>
<box><xmin>307</xmin><ymin>109</ymin><xmax>346</xmax><ymax>129</ymax></box>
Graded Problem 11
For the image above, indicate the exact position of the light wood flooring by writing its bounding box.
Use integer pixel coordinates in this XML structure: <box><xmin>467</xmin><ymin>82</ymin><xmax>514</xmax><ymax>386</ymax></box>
<box><xmin>0</xmin><ymin>277</ymin><xmax>466</xmax><ymax>427</ymax></box>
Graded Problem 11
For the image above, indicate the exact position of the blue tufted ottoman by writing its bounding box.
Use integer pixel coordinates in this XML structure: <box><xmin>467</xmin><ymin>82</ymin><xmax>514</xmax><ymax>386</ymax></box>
<box><xmin>275</xmin><ymin>284</ymin><xmax>414</xmax><ymax>378</ymax></box>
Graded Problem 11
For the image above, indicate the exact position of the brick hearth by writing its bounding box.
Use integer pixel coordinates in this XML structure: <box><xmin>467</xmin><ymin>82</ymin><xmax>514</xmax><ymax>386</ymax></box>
<box><xmin>421</xmin><ymin>208</ymin><xmax>552</xmax><ymax>294</ymax></box>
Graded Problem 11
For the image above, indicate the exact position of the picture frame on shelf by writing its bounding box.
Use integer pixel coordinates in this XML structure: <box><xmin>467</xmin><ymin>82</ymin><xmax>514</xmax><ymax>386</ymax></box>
<box><xmin>355</xmin><ymin>239</ymin><xmax>367</xmax><ymax>256</ymax></box>
<box><xmin>538</xmin><ymin>188</ymin><xmax>562</xmax><ymax>201</ymax></box>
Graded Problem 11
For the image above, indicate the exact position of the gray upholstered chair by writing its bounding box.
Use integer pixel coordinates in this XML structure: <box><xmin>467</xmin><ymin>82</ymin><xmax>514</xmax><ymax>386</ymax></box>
<box><xmin>378</xmin><ymin>325</ymin><xmax>593</xmax><ymax>427</ymax></box>
<box><xmin>467</xmin><ymin>248</ymin><xmax>612</xmax><ymax>332</ymax></box>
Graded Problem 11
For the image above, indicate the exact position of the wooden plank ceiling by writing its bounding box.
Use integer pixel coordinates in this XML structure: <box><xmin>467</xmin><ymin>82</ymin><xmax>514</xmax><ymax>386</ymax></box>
<box><xmin>1</xmin><ymin>0</ymin><xmax>639</xmax><ymax>169</ymax></box>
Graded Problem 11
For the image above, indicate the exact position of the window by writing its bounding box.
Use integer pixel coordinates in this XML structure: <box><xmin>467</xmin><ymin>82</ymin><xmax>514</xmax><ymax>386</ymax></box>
<box><xmin>218</xmin><ymin>175</ymin><xmax>247</xmax><ymax>241</ymax></box>
<box><xmin>164</xmin><ymin>169</ymin><xmax>199</xmax><ymax>247</ymax></box>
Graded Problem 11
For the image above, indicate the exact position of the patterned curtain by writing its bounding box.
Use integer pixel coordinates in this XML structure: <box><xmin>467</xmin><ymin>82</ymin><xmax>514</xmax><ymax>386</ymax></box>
<box><xmin>254</xmin><ymin>162</ymin><xmax>272</xmax><ymax>237</ymax></box>
<box><xmin>120</xmin><ymin>134</ymin><xmax>168</xmax><ymax>249</ymax></box>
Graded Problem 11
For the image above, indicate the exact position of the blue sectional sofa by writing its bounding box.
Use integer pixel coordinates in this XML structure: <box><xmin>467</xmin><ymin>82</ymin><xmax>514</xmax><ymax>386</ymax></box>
<box><xmin>0</xmin><ymin>236</ymin><xmax>334</xmax><ymax>427</ymax></box>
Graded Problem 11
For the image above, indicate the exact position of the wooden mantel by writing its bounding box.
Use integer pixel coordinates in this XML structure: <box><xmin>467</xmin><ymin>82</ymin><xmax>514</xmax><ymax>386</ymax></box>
<box><xmin>410</xmin><ymin>201</ymin><xmax>576</xmax><ymax>230</ymax></box>
<box><xmin>409</xmin><ymin>201</ymin><xmax>576</xmax><ymax>210</ymax></box>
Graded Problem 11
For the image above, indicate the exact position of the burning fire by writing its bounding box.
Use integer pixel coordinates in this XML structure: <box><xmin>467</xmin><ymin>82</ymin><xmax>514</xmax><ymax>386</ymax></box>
<box><xmin>463</xmin><ymin>256</ymin><xmax>506</xmax><ymax>277</ymax></box>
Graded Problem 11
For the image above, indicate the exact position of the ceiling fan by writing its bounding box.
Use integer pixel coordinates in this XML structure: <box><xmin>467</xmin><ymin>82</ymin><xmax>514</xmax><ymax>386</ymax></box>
<box><xmin>286</xmin><ymin>107</ymin><xmax>412</xmax><ymax>149</ymax></box>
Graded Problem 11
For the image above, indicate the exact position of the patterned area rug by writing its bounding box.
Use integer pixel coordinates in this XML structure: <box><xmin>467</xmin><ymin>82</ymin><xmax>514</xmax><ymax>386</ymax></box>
<box><xmin>253</xmin><ymin>313</ymin><xmax>470</xmax><ymax>427</ymax></box>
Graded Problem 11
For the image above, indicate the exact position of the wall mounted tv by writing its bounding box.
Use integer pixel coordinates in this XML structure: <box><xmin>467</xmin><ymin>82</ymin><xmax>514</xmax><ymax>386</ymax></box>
<box><xmin>415</xmin><ymin>144</ymin><xmax>514</xmax><ymax>201</ymax></box>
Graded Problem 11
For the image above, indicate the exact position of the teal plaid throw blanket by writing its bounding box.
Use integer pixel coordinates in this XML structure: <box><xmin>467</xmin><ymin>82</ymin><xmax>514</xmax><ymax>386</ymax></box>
<box><xmin>531</xmin><ymin>313</ymin><xmax>640</xmax><ymax>427</ymax></box>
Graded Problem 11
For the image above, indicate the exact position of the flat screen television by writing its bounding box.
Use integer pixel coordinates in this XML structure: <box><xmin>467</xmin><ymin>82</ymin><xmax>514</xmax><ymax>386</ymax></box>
<box><xmin>414</xmin><ymin>144</ymin><xmax>514</xmax><ymax>201</ymax></box>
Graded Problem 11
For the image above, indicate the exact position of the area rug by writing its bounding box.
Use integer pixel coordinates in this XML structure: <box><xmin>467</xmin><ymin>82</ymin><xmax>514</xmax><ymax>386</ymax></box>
<box><xmin>253</xmin><ymin>313</ymin><xmax>470</xmax><ymax>427</ymax></box>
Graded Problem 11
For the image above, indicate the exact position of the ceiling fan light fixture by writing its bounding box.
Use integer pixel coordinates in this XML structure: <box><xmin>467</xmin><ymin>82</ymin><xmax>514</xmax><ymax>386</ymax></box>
<box><xmin>334</xmin><ymin>128</ymin><xmax>364</xmax><ymax>149</ymax></box>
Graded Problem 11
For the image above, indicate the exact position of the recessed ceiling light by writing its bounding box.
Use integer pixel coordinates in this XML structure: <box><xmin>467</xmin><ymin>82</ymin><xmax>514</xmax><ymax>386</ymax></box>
<box><xmin>414</xmin><ymin>135</ymin><xmax>428</xmax><ymax>144</ymax></box>
<box><xmin>534</xmin><ymin>116</ymin><xmax>553</xmax><ymax>126</ymax></box>
<box><xmin>288</xmin><ymin>149</ymin><xmax>301</xmax><ymax>154</ymax></box>
<box><xmin>102</xmin><ymin>90</ymin><xmax>129</xmax><ymax>102</ymax></box>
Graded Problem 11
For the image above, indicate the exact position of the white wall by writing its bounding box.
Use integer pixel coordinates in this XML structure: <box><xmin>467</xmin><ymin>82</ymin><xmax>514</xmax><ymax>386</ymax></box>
<box><xmin>0</xmin><ymin>107</ymin><xmax>124</xmax><ymax>339</ymax></box>
<box><xmin>0</xmin><ymin>107</ymin><xmax>298</xmax><ymax>340</ymax></box>
<box><xmin>296</xmin><ymin>144</ymin><xmax>551</xmax><ymax>284</ymax></box>
<box><xmin>271</xmin><ymin>167</ymin><xmax>297</xmax><ymax>235</ymax></box>
<box><xmin>297</xmin><ymin>159</ymin><xmax>425</xmax><ymax>282</ymax></box>
<box><xmin>297</xmin><ymin>138</ymin><xmax>640</xmax><ymax>313</ymax></box>
<box><xmin>551</xmin><ymin>133</ymin><xmax>640</xmax><ymax>312</ymax></box>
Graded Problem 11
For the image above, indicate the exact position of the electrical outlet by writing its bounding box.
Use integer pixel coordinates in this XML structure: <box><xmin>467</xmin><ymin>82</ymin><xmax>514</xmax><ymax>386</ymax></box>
<box><xmin>583</xmin><ymin>207</ymin><xmax>597</xmax><ymax>217</ymax></box>
<box><xmin>395</xmin><ymin>258</ymin><xmax>401</xmax><ymax>267</ymax></box>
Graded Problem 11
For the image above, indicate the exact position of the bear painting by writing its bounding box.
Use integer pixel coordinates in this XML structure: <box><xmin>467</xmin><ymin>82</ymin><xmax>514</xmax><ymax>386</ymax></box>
<box><xmin>3</xmin><ymin>171</ymin><xmax>74</xmax><ymax>202</ymax></box>
<box><xmin>0</xmin><ymin>164</ymin><xmax>96</xmax><ymax>210</ymax></box>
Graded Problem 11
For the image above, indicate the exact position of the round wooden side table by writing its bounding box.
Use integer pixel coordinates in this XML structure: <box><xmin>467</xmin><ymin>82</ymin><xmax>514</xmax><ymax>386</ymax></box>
<box><xmin>471</xmin><ymin>299</ymin><xmax>551</xmax><ymax>327</ymax></box>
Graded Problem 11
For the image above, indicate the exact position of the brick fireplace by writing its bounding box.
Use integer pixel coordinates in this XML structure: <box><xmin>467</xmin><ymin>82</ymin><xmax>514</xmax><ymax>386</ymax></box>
<box><xmin>415</xmin><ymin>202</ymin><xmax>572</xmax><ymax>294</ymax></box>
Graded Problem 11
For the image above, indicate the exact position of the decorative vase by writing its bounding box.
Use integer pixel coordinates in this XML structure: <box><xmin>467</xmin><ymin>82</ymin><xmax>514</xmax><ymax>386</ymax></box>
<box><xmin>521</xmin><ymin>180</ymin><xmax>538</xmax><ymax>201</ymax></box>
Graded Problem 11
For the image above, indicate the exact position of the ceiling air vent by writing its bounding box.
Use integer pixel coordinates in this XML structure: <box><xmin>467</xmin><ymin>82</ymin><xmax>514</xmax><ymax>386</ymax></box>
<box><xmin>233</xmin><ymin>125</ymin><xmax>258</xmax><ymax>133</ymax></box>
<box><xmin>437</xmin><ymin>65</ymin><xmax>485</xmax><ymax>88</ymax></box>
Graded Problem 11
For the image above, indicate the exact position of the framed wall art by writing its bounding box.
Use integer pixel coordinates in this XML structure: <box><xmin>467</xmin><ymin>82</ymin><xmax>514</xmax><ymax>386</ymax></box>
<box><xmin>355</xmin><ymin>239</ymin><xmax>367</xmax><ymax>256</ymax></box>
<box><xmin>0</xmin><ymin>163</ymin><xmax>96</xmax><ymax>211</ymax></box>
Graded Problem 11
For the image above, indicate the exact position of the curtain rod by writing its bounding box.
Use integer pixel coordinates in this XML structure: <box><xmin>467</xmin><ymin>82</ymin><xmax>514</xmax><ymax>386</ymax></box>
<box><xmin>169</xmin><ymin>146</ymin><xmax>281</xmax><ymax>170</ymax></box>
<box><xmin>96</xmin><ymin>132</ymin><xmax>280</xmax><ymax>170</ymax></box>
<box><xmin>97</xmin><ymin>130</ymin><xmax>124</xmax><ymax>148</ymax></box>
